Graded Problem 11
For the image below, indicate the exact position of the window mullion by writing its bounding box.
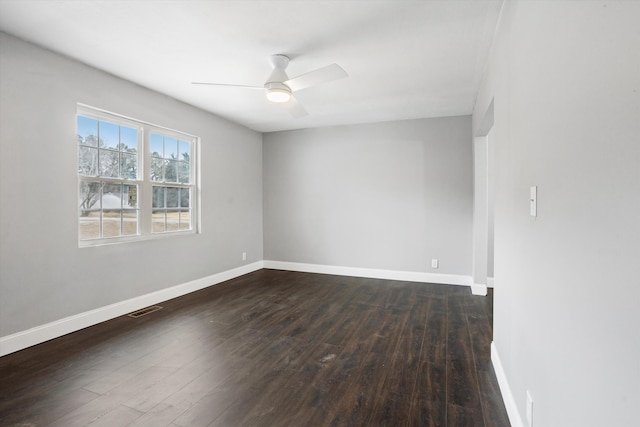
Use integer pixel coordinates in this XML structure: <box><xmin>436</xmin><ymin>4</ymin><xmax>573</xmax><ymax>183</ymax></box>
<box><xmin>139</xmin><ymin>127</ymin><xmax>152</xmax><ymax>236</ymax></box>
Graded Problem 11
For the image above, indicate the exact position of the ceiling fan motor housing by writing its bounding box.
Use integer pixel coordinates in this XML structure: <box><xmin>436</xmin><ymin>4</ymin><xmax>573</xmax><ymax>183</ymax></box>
<box><xmin>265</xmin><ymin>55</ymin><xmax>292</xmax><ymax>102</ymax></box>
<box><xmin>266</xmin><ymin>55</ymin><xmax>289</xmax><ymax>81</ymax></box>
<box><xmin>269</xmin><ymin>54</ymin><xmax>290</xmax><ymax>72</ymax></box>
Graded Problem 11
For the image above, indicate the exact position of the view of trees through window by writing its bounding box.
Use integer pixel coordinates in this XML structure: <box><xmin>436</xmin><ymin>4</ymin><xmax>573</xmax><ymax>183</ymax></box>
<box><xmin>77</xmin><ymin>116</ymin><xmax>139</xmax><ymax>240</ymax></box>
<box><xmin>150</xmin><ymin>133</ymin><xmax>192</xmax><ymax>233</ymax></box>
<box><xmin>77</xmin><ymin>111</ymin><xmax>195</xmax><ymax>243</ymax></box>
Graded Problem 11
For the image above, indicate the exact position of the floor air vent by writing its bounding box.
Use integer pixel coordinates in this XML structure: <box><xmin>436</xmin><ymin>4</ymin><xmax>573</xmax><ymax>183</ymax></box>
<box><xmin>127</xmin><ymin>306</ymin><xmax>163</xmax><ymax>318</ymax></box>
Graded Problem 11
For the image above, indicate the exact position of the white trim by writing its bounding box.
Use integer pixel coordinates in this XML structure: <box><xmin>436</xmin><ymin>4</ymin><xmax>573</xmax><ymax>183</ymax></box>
<box><xmin>471</xmin><ymin>283</ymin><xmax>488</xmax><ymax>296</ymax></box>
<box><xmin>263</xmin><ymin>260</ymin><xmax>472</xmax><ymax>286</ymax></box>
<box><xmin>487</xmin><ymin>277</ymin><xmax>495</xmax><ymax>288</ymax></box>
<box><xmin>491</xmin><ymin>341</ymin><xmax>524</xmax><ymax>427</ymax></box>
<box><xmin>0</xmin><ymin>261</ymin><xmax>264</xmax><ymax>357</ymax></box>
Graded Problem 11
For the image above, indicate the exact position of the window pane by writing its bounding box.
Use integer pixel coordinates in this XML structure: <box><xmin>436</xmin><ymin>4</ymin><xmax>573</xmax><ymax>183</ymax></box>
<box><xmin>78</xmin><ymin>116</ymin><xmax>98</xmax><ymax>146</ymax></box>
<box><xmin>150</xmin><ymin>157</ymin><xmax>164</xmax><ymax>182</ymax></box>
<box><xmin>179</xmin><ymin>210</ymin><xmax>191</xmax><ymax>230</ymax></box>
<box><xmin>120</xmin><ymin>153</ymin><xmax>137</xmax><ymax>179</ymax></box>
<box><xmin>152</xmin><ymin>210</ymin><xmax>166</xmax><ymax>232</ymax></box>
<box><xmin>177</xmin><ymin>161</ymin><xmax>190</xmax><ymax>183</ymax></box>
<box><xmin>120</xmin><ymin>125</ymin><xmax>138</xmax><ymax>152</ymax></box>
<box><xmin>79</xmin><ymin>211</ymin><xmax>100</xmax><ymax>240</ymax></box>
<box><xmin>122</xmin><ymin>210</ymin><xmax>138</xmax><ymax>236</ymax></box>
<box><xmin>164</xmin><ymin>160</ymin><xmax>178</xmax><ymax>182</ymax></box>
<box><xmin>179</xmin><ymin>139</ymin><xmax>190</xmax><ymax>162</ymax></box>
<box><xmin>99</xmin><ymin>150</ymin><xmax>119</xmax><ymax>178</ymax></box>
<box><xmin>165</xmin><ymin>137</ymin><xmax>178</xmax><ymax>159</ymax></box>
<box><xmin>151</xmin><ymin>133</ymin><xmax>163</xmax><ymax>158</ymax></box>
<box><xmin>179</xmin><ymin>188</ymin><xmax>190</xmax><ymax>208</ymax></box>
<box><xmin>152</xmin><ymin>186</ymin><xmax>165</xmax><ymax>208</ymax></box>
<box><xmin>79</xmin><ymin>181</ymin><xmax>101</xmax><ymax>241</ymax></box>
<box><xmin>166</xmin><ymin>187</ymin><xmax>179</xmax><ymax>208</ymax></box>
<box><xmin>79</xmin><ymin>181</ymin><xmax>102</xmax><ymax>211</ymax></box>
<box><xmin>166</xmin><ymin>210</ymin><xmax>179</xmax><ymax>232</ymax></box>
<box><xmin>78</xmin><ymin>146</ymin><xmax>98</xmax><ymax>176</ymax></box>
<box><xmin>102</xmin><ymin>210</ymin><xmax>121</xmax><ymax>237</ymax></box>
<box><xmin>99</xmin><ymin>121</ymin><xmax>119</xmax><ymax>149</ymax></box>
<box><xmin>102</xmin><ymin>183</ymin><xmax>122</xmax><ymax>209</ymax></box>
<box><xmin>124</xmin><ymin>185</ymin><xmax>138</xmax><ymax>208</ymax></box>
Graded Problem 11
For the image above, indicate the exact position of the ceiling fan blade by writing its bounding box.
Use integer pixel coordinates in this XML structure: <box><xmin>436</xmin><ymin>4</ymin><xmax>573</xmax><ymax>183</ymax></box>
<box><xmin>191</xmin><ymin>82</ymin><xmax>263</xmax><ymax>90</ymax></box>
<box><xmin>284</xmin><ymin>63</ymin><xmax>348</xmax><ymax>92</ymax></box>
<box><xmin>284</xmin><ymin>96</ymin><xmax>308</xmax><ymax>118</ymax></box>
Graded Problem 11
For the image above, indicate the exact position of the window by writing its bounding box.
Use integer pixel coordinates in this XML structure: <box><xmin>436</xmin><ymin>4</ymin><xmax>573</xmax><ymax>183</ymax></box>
<box><xmin>77</xmin><ymin>106</ymin><xmax>198</xmax><ymax>245</ymax></box>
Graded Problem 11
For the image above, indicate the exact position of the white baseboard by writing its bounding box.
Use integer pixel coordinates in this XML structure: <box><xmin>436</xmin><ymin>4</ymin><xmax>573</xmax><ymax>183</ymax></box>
<box><xmin>263</xmin><ymin>260</ymin><xmax>472</xmax><ymax>287</ymax></box>
<box><xmin>471</xmin><ymin>283</ymin><xmax>488</xmax><ymax>296</ymax></box>
<box><xmin>0</xmin><ymin>261</ymin><xmax>264</xmax><ymax>357</ymax></box>
<box><xmin>491</xmin><ymin>341</ymin><xmax>524</xmax><ymax>427</ymax></box>
<box><xmin>487</xmin><ymin>277</ymin><xmax>495</xmax><ymax>288</ymax></box>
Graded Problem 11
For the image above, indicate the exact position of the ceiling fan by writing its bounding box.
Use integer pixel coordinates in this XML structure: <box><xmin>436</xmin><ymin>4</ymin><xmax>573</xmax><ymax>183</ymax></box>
<box><xmin>192</xmin><ymin>54</ymin><xmax>348</xmax><ymax>118</ymax></box>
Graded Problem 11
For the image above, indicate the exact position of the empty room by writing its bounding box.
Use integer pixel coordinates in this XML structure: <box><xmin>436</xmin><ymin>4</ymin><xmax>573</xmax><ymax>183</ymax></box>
<box><xmin>0</xmin><ymin>1</ymin><xmax>638</xmax><ymax>426</ymax></box>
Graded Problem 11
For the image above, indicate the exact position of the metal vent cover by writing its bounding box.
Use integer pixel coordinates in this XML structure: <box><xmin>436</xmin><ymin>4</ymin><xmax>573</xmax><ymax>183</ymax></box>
<box><xmin>127</xmin><ymin>305</ymin><xmax>163</xmax><ymax>318</ymax></box>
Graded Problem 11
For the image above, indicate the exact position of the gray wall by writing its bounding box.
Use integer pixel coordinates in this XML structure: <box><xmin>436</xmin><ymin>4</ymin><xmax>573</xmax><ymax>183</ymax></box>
<box><xmin>263</xmin><ymin>117</ymin><xmax>473</xmax><ymax>276</ymax></box>
<box><xmin>473</xmin><ymin>1</ymin><xmax>640</xmax><ymax>426</ymax></box>
<box><xmin>0</xmin><ymin>33</ymin><xmax>263</xmax><ymax>337</ymax></box>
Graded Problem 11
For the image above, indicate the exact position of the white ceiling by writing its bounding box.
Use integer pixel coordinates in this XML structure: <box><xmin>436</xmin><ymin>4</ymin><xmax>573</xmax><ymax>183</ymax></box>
<box><xmin>0</xmin><ymin>0</ymin><xmax>502</xmax><ymax>133</ymax></box>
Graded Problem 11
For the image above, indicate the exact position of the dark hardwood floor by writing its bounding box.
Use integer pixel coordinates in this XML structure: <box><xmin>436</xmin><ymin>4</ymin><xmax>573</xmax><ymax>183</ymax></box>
<box><xmin>0</xmin><ymin>269</ymin><xmax>510</xmax><ymax>426</ymax></box>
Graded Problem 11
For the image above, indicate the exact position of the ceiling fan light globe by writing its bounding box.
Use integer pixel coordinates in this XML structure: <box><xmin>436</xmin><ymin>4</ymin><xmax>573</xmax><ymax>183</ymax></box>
<box><xmin>266</xmin><ymin>88</ymin><xmax>291</xmax><ymax>103</ymax></box>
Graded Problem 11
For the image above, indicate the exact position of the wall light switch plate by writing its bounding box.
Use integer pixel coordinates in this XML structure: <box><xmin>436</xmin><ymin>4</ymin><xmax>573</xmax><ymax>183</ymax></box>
<box><xmin>431</xmin><ymin>259</ymin><xmax>439</xmax><ymax>269</ymax></box>
<box><xmin>530</xmin><ymin>186</ymin><xmax>537</xmax><ymax>217</ymax></box>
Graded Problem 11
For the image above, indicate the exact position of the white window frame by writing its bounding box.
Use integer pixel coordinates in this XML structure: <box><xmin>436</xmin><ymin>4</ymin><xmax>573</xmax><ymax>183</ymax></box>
<box><xmin>77</xmin><ymin>104</ymin><xmax>199</xmax><ymax>247</ymax></box>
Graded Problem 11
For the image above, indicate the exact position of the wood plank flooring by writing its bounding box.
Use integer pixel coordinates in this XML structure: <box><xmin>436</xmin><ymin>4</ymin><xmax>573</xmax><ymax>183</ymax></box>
<box><xmin>0</xmin><ymin>269</ymin><xmax>510</xmax><ymax>426</ymax></box>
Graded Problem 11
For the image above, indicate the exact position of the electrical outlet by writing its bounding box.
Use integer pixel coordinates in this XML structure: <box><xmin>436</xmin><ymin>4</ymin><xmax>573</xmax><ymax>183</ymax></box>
<box><xmin>530</xmin><ymin>186</ymin><xmax>537</xmax><ymax>217</ymax></box>
<box><xmin>431</xmin><ymin>259</ymin><xmax>439</xmax><ymax>269</ymax></box>
<box><xmin>242</xmin><ymin>252</ymin><xmax>247</xmax><ymax>261</ymax></box>
<box><xmin>526</xmin><ymin>390</ymin><xmax>534</xmax><ymax>427</ymax></box>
